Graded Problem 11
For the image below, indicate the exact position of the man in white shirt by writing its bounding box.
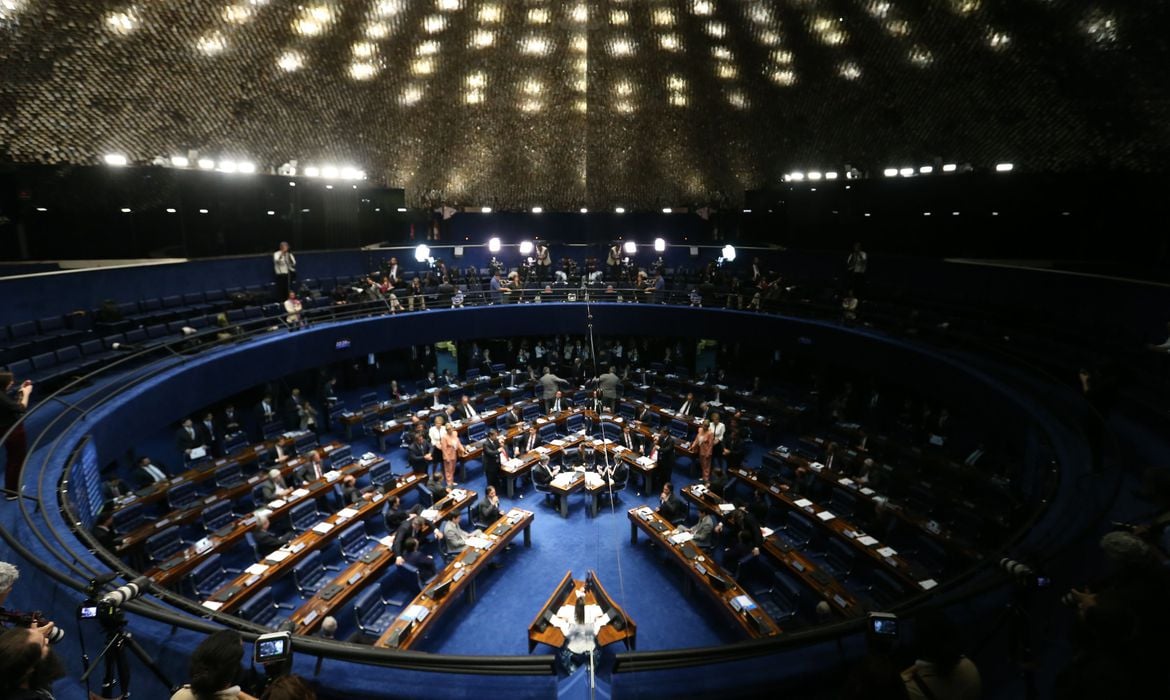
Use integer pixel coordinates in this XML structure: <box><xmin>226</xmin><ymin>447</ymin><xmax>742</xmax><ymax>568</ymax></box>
<box><xmin>133</xmin><ymin>456</ymin><xmax>169</xmax><ymax>489</ymax></box>
<box><xmin>273</xmin><ymin>241</ymin><xmax>297</xmax><ymax>300</ymax></box>
<box><xmin>709</xmin><ymin>412</ymin><xmax>726</xmax><ymax>471</ymax></box>
<box><xmin>549</xmin><ymin>391</ymin><xmax>568</xmax><ymax>414</ymax></box>
<box><xmin>452</xmin><ymin>395</ymin><xmax>479</xmax><ymax>421</ymax></box>
<box><xmin>385</xmin><ymin>256</ymin><xmax>400</xmax><ymax>285</ymax></box>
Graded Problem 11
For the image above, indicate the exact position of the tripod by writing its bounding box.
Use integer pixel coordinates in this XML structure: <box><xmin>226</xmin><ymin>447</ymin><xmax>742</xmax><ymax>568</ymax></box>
<box><xmin>80</xmin><ymin>618</ymin><xmax>174</xmax><ymax>699</ymax></box>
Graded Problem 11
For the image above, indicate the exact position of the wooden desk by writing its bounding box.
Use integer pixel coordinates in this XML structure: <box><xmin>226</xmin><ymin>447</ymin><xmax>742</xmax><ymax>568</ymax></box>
<box><xmin>527</xmin><ymin>570</ymin><xmax>635</xmax><ymax>653</ymax></box>
<box><xmin>110</xmin><ymin>435</ymin><xmax>292</xmax><ymax>515</ymax></box>
<box><xmin>375</xmin><ymin>508</ymin><xmax>535</xmax><ymax>649</ymax></box>
<box><xmin>145</xmin><ymin>451</ymin><xmax>396</xmax><ymax>587</ymax></box>
<box><xmin>121</xmin><ymin>440</ymin><xmax>346</xmax><ymax>555</ymax></box>
<box><xmin>627</xmin><ymin>507</ymin><xmax>780</xmax><ymax>639</ymax></box>
<box><xmin>285</xmin><ymin>485</ymin><xmax>477</xmax><ymax>634</ymax></box>
<box><xmin>679</xmin><ymin>484</ymin><xmax>864</xmax><ymax>619</ymax></box>
<box><xmin>202</xmin><ymin>471</ymin><xmax>436</xmax><ymax>614</ymax></box>
<box><xmin>730</xmin><ymin>467</ymin><xmax>936</xmax><ymax>591</ymax></box>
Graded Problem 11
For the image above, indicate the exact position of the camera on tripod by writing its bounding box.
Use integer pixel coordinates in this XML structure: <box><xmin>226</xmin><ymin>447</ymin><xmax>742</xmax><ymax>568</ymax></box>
<box><xmin>79</xmin><ymin>575</ymin><xmax>149</xmax><ymax>630</ymax></box>
<box><xmin>0</xmin><ymin>608</ymin><xmax>66</xmax><ymax>644</ymax></box>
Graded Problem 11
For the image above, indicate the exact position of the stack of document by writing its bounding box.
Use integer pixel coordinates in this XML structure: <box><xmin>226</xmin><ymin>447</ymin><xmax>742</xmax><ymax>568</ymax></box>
<box><xmin>550</xmin><ymin>439</ymin><xmax>566</xmax><ymax>446</ymax></box>
<box><xmin>379</xmin><ymin>535</ymin><xmax>395</xmax><ymax>548</ymax></box>
<box><xmin>312</xmin><ymin>522</ymin><xmax>334</xmax><ymax>535</ymax></box>
<box><xmin>877</xmin><ymin>546</ymin><xmax>898</xmax><ymax>558</ymax></box>
<box><xmin>793</xmin><ymin>498</ymin><xmax>814</xmax><ymax>508</ymax></box>
<box><xmin>337</xmin><ymin>507</ymin><xmax>360</xmax><ymax>519</ymax></box>
<box><xmin>420</xmin><ymin>508</ymin><xmax>440</xmax><ymax>522</ymax></box>
<box><xmin>816</xmin><ymin>511</ymin><xmax>837</xmax><ymax>522</ymax></box>
<box><xmin>245</xmin><ymin>563</ymin><xmax>269</xmax><ymax>576</ymax></box>
<box><xmin>290</xmin><ymin>488</ymin><xmax>310</xmax><ymax>499</ymax></box>
<box><xmin>669</xmin><ymin>531</ymin><xmax>694</xmax><ymax>545</ymax></box>
<box><xmin>636</xmin><ymin>456</ymin><xmax>655</xmax><ymax>466</ymax></box>
<box><xmin>324</xmin><ymin>471</ymin><xmax>341</xmax><ymax>482</ymax></box>
<box><xmin>464</xmin><ymin>536</ymin><xmax>491</xmax><ymax>550</ymax></box>
<box><xmin>718</xmin><ymin>503</ymin><xmax>736</xmax><ymax>513</ymax></box>
<box><xmin>584</xmin><ymin>472</ymin><xmax>605</xmax><ymax>489</ymax></box>
<box><xmin>551</xmin><ymin>473</ymin><xmax>577</xmax><ymax>488</ymax></box>
<box><xmin>266</xmin><ymin>549</ymin><xmax>292</xmax><ymax>563</ymax></box>
<box><xmin>857</xmin><ymin>535</ymin><xmax>879</xmax><ymax>546</ymax></box>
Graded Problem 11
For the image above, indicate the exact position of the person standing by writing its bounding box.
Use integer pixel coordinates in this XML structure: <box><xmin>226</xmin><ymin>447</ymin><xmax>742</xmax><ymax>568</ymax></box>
<box><xmin>1</xmin><ymin>372</ymin><xmax>33</xmax><ymax>500</ymax></box>
<box><xmin>595</xmin><ymin>366</ymin><xmax>621</xmax><ymax>412</ymax></box>
<box><xmin>483</xmin><ymin>430</ymin><xmax>506</xmax><ymax>492</ymax></box>
<box><xmin>846</xmin><ymin>241</ymin><xmax>867</xmax><ymax>295</ymax></box>
<box><xmin>439</xmin><ymin>424</ymin><xmax>464</xmax><ymax>488</ymax></box>
<box><xmin>693</xmin><ymin>421</ymin><xmax>714</xmax><ymax>482</ymax></box>
<box><xmin>539</xmin><ymin>367</ymin><xmax>570</xmax><ymax>414</ymax></box>
<box><xmin>274</xmin><ymin>241</ymin><xmax>297</xmax><ymax>301</ymax></box>
<box><xmin>284</xmin><ymin>292</ymin><xmax>304</xmax><ymax>329</ymax></box>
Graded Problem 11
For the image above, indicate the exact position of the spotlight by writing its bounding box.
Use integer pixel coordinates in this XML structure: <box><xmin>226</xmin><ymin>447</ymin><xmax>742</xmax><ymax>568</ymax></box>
<box><xmin>35</xmin><ymin>207</ymin><xmax>47</xmax><ymax>212</ymax></box>
<box><xmin>996</xmin><ymin>162</ymin><xmax>1014</xmax><ymax>172</ymax></box>
<box><xmin>654</xmin><ymin>238</ymin><xmax>666</xmax><ymax>252</ymax></box>
<box><xmin>481</xmin><ymin>206</ymin><xmax>492</xmax><ymax>213</ymax></box>
<box><xmin>808</xmin><ymin>171</ymin><xmax>822</xmax><ymax>181</ymax></box>
<box><xmin>790</xmin><ymin>172</ymin><xmax>805</xmax><ymax>181</ymax></box>
<box><xmin>531</xmin><ymin>206</ymin><xmax>543</xmax><ymax>213</ymax></box>
<box><xmin>899</xmin><ymin>167</ymin><xmax>914</xmax><ymax>177</ymax></box>
<box><xmin>340</xmin><ymin>166</ymin><xmax>360</xmax><ymax>180</ymax></box>
<box><xmin>883</xmin><ymin>168</ymin><xmax>898</xmax><ymax>177</ymax></box>
<box><xmin>267</xmin><ymin>210</ymin><xmax>275</xmax><ymax>216</ymax></box>
<box><xmin>304</xmin><ymin>166</ymin><xmax>320</xmax><ymax>177</ymax></box>
<box><xmin>325</xmin><ymin>185</ymin><xmax>333</xmax><ymax>190</ymax></box>
<box><xmin>165</xmin><ymin>208</ymin><xmax>176</xmax><ymax>213</ymax></box>
<box><xmin>321</xmin><ymin>166</ymin><xmax>338</xmax><ymax>179</ymax></box>
<box><xmin>238</xmin><ymin>161</ymin><xmax>256</xmax><ymax>174</ymax></box>
<box><xmin>103</xmin><ymin>154</ymin><xmax>128</xmax><ymax>166</ymax></box>
<box><xmin>942</xmin><ymin>163</ymin><xmax>957</xmax><ymax>172</ymax></box>
<box><xmin>488</xmin><ymin>237</ymin><xmax>501</xmax><ymax>253</ymax></box>
<box><xmin>519</xmin><ymin>240</ymin><xmax>534</xmax><ymax>255</ymax></box>
<box><xmin>218</xmin><ymin>160</ymin><xmax>237</xmax><ymax>173</ymax></box>
<box><xmin>615</xmin><ymin>207</ymin><xmax>625</xmax><ymax>214</ymax></box>
<box><xmin>120</xmin><ymin>207</ymin><xmax>132</xmax><ymax>213</ymax></box>
<box><xmin>397</xmin><ymin>207</ymin><xmax>408</xmax><ymax>212</ymax></box>
<box><xmin>170</xmin><ymin>156</ymin><xmax>189</xmax><ymax>167</ymax></box>
<box><xmin>825</xmin><ymin>172</ymin><xmax>839</xmax><ymax>180</ymax></box>
<box><xmin>198</xmin><ymin>209</ymin><xmax>209</xmax><ymax>214</ymax></box>
<box><xmin>580</xmin><ymin>207</ymin><xmax>588</xmax><ymax>213</ymax></box>
<box><xmin>414</xmin><ymin>244</ymin><xmax>431</xmax><ymax>262</ymax></box>
<box><xmin>197</xmin><ymin>158</ymin><xmax>215</xmax><ymax>170</ymax></box>
<box><xmin>623</xmin><ymin>241</ymin><xmax>636</xmax><ymax>254</ymax></box>
<box><xmin>662</xmin><ymin>207</ymin><xmax>672</xmax><ymax>213</ymax></box>
<box><xmin>721</xmin><ymin>244</ymin><xmax>736</xmax><ymax>261</ymax></box>
<box><xmin>919</xmin><ymin>165</ymin><xmax>933</xmax><ymax>174</ymax></box>
<box><xmin>289</xmin><ymin>182</ymin><xmax>296</xmax><ymax>187</ymax></box>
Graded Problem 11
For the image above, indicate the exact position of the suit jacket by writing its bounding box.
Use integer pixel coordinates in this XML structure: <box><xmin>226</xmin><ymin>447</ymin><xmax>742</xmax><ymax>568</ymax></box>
<box><xmin>408</xmin><ymin>441</ymin><xmax>432</xmax><ymax>472</ymax></box>
<box><xmin>440</xmin><ymin>520</ymin><xmax>470</xmax><ymax>553</ymax></box>
<box><xmin>455</xmin><ymin>403</ymin><xmax>479</xmax><ymax>421</ymax></box>
<box><xmin>475</xmin><ymin>498</ymin><xmax>501</xmax><ymax>524</ymax></box>
<box><xmin>620</xmin><ymin>431</ymin><xmax>639</xmax><ymax>452</ymax></box>
<box><xmin>597</xmin><ymin>373</ymin><xmax>622</xmax><ymax>400</ymax></box>
<box><xmin>540</xmin><ymin>373</ymin><xmax>568</xmax><ymax>400</ymax></box>
<box><xmin>483</xmin><ymin>439</ymin><xmax>503</xmax><ymax>468</ymax></box>
<box><xmin>175</xmin><ymin>426</ymin><xmax>203</xmax><ymax>453</ymax></box>
<box><xmin>517</xmin><ymin>432</ymin><xmax>539</xmax><ymax>455</ymax></box>
<box><xmin>222</xmin><ymin>409</ymin><xmax>242</xmax><ymax>434</ymax></box>
<box><xmin>690</xmin><ymin>514</ymin><xmax>716</xmax><ymax>548</ymax></box>
<box><xmin>533</xmin><ymin>462</ymin><xmax>557</xmax><ymax>486</ymax></box>
<box><xmin>677</xmin><ymin>399</ymin><xmax>700</xmax><ymax>417</ymax></box>
<box><xmin>102</xmin><ymin>477</ymin><xmax>133</xmax><ymax>500</ymax></box>
<box><xmin>260</xmin><ymin>478</ymin><xmax>288</xmax><ymax>502</ymax></box>
<box><xmin>392</xmin><ymin>519</ymin><xmax>420</xmax><ymax>556</ymax></box>
<box><xmin>738</xmin><ymin>510</ymin><xmax>764</xmax><ymax>548</ymax></box>
<box><xmin>295</xmin><ymin>460</ymin><xmax>325</xmax><ymax>485</ymax></box>
<box><xmin>548</xmin><ymin>396</ymin><xmax>571</xmax><ymax>413</ymax></box>
<box><xmin>254</xmin><ymin>529</ymin><xmax>288</xmax><ymax>557</ymax></box>
<box><xmin>131</xmin><ymin>464</ymin><xmax>168</xmax><ymax>489</ymax></box>
<box><xmin>658</xmin><ymin>494</ymin><xmax>687</xmax><ymax>522</ymax></box>
<box><xmin>609</xmin><ymin>461</ymin><xmax>629</xmax><ymax>484</ymax></box>
<box><xmin>657</xmin><ymin>435</ymin><xmax>676</xmax><ymax>468</ymax></box>
<box><xmin>403</xmin><ymin>549</ymin><xmax>436</xmax><ymax>581</ymax></box>
<box><xmin>255</xmin><ymin>401</ymin><xmax>278</xmax><ymax>426</ymax></box>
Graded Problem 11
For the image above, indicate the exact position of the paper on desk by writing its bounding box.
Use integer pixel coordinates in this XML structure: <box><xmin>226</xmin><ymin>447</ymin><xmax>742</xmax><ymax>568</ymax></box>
<box><xmin>816</xmin><ymin>511</ymin><xmax>837</xmax><ymax>521</ymax></box>
<box><xmin>266</xmin><ymin>549</ymin><xmax>292</xmax><ymax>563</ymax></box>
<box><xmin>267</xmin><ymin>499</ymin><xmax>287</xmax><ymax>509</ymax></box>
<box><xmin>808</xmin><ymin>462</ymin><xmax>824</xmax><ymax>472</ymax></box>
<box><xmin>202</xmin><ymin>601</ymin><xmax>223</xmax><ymax>611</ymax></box>
<box><xmin>379</xmin><ymin>535</ymin><xmax>395</xmax><ymax>548</ymax></box>
<box><xmin>420</xmin><ymin>508</ymin><xmax>439</xmax><ymax>522</ymax></box>
<box><xmin>669</xmin><ymin>531</ymin><xmax>694</xmax><ymax>545</ymax></box>
<box><xmin>551</xmin><ymin>473</ymin><xmax>576</xmax><ymax>488</ymax></box>
<box><xmin>312</xmin><ymin>522</ymin><xmax>334</xmax><ymax>535</ymax></box>
<box><xmin>324</xmin><ymin>470</ymin><xmax>341</xmax><ymax>482</ymax></box>
<box><xmin>859</xmin><ymin>487</ymin><xmax>876</xmax><ymax>496</ymax></box>
<box><xmin>637</xmin><ymin>456</ymin><xmax>655</xmax><ymax>466</ymax></box>
<box><xmin>919</xmin><ymin>579</ymin><xmax>938</xmax><ymax>590</ymax></box>
<box><xmin>761</xmin><ymin>527</ymin><xmax>774</xmax><ymax>538</ymax></box>
<box><xmin>291</xmin><ymin>488</ymin><xmax>310</xmax><ymax>499</ymax></box>
<box><xmin>877</xmin><ymin>546</ymin><xmax>898</xmax><ymax>558</ymax></box>
<box><xmin>718</xmin><ymin>503</ymin><xmax>736</xmax><ymax>513</ymax></box>
<box><xmin>857</xmin><ymin>536</ymin><xmax>879</xmax><ymax>547</ymax></box>
<box><xmin>245</xmin><ymin>563</ymin><xmax>269</xmax><ymax>576</ymax></box>
<box><xmin>584</xmin><ymin>472</ymin><xmax>605</xmax><ymax>488</ymax></box>
<box><xmin>838</xmin><ymin>478</ymin><xmax>855</xmax><ymax>486</ymax></box>
<box><xmin>337</xmin><ymin>507</ymin><xmax>360</xmax><ymax>519</ymax></box>
<box><xmin>550</xmin><ymin>439</ymin><xmax>566</xmax><ymax>446</ymax></box>
<box><xmin>793</xmin><ymin>498</ymin><xmax>813</xmax><ymax>508</ymax></box>
<box><xmin>464</xmin><ymin>536</ymin><xmax>491</xmax><ymax>550</ymax></box>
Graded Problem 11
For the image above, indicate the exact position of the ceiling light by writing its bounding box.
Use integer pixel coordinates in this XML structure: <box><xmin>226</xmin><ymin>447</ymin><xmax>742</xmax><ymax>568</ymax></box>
<box><xmin>519</xmin><ymin>240</ymin><xmax>534</xmax><ymax>255</ymax></box>
<box><xmin>198</xmin><ymin>158</ymin><xmax>215</xmax><ymax>170</ymax></box>
<box><xmin>120</xmin><ymin>208</ymin><xmax>132</xmax><ymax>213</ymax></box>
<box><xmin>488</xmin><ymin>237</ymin><xmax>501</xmax><ymax>253</ymax></box>
<box><xmin>103</xmin><ymin>153</ymin><xmax>128</xmax><ymax>166</ymax></box>
<box><xmin>942</xmin><ymin>163</ymin><xmax>957</xmax><ymax>172</ymax></box>
<box><xmin>826</xmin><ymin>172</ymin><xmax>839</xmax><ymax>180</ymax></box>
<box><xmin>721</xmin><ymin>245</ymin><xmax>737</xmax><ymax>261</ymax></box>
<box><xmin>170</xmin><ymin>156</ymin><xmax>189</xmax><ymax>167</ymax></box>
<box><xmin>531</xmin><ymin>207</ymin><xmax>543</xmax><ymax>213</ymax></box>
<box><xmin>415</xmin><ymin>244</ymin><xmax>431</xmax><ymax>262</ymax></box>
<box><xmin>615</xmin><ymin>207</ymin><xmax>625</xmax><ymax>214</ymax></box>
<box><xmin>238</xmin><ymin>162</ymin><xmax>256</xmax><ymax>174</ymax></box>
<box><xmin>654</xmin><ymin>238</ymin><xmax>666</xmax><ymax>252</ymax></box>
<box><xmin>883</xmin><ymin>168</ymin><xmax>898</xmax><ymax>177</ymax></box>
<box><xmin>899</xmin><ymin>167</ymin><xmax>914</xmax><ymax>177</ymax></box>
<box><xmin>919</xmin><ymin>165</ymin><xmax>934</xmax><ymax>174</ymax></box>
<box><xmin>662</xmin><ymin>208</ymin><xmax>672</xmax><ymax>213</ymax></box>
<box><xmin>166</xmin><ymin>208</ymin><xmax>176</xmax><ymax>213</ymax></box>
<box><xmin>996</xmin><ymin>162</ymin><xmax>1014</xmax><ymax>172</ymax></box>
<box><xmin>623</xmin><ymin>241</ymin><xmax>637</xmax><ymax>254</ymax></box>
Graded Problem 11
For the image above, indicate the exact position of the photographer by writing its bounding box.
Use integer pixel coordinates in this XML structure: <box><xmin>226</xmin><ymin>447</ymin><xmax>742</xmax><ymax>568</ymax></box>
<box><xmin>171</xmin><ymin>629</ymin><xmax>258</xmax><ymax>700</ymax></box>
<box><xmin>0</xmin><ymin>561</ymin><xmax>58</xmax><ymax>641</ymax></box>
<box><xmin>0</xmin><ymin>625</ymin><xmax>66</xmax><ymax>699</ymax></box>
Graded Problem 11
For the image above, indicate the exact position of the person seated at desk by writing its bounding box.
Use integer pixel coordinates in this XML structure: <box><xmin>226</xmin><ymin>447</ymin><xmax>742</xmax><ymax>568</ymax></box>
<box><xmin>260</xmin><ymin>468</ymin><xmax>293</xmax><ymax>502</ymax></box>
<box><xmin>450</xmin><ymin>395</ymin><xmax>480</xmax><ymax>422</ymax></box>
<box><xmin>253</xmin><ymin>513</ymin><xmax>291</xmax><ymax>557</ymax></box>
<box><xmin>437</xmin><ymin>511</ymin><xmax>483</xmax><ymax>556</ymax></box>
<box><xmin>656</xmin><ymin>483</ymin><xmax>687</xmax><ymax>523</ymax></box>
<box><xmin>175</xmin><ymin>417</ymin><xmax>207</xmax><ymax>461</ymax></box>
<box><xmin>517</xmin><ymin>424</ymin><xmax>540</xmax><ymax>455</ymax></box>
<box><xmin>424</xmin><ymin>472</ymin><xmax>448</xmax><ymax>504</ymax></box>
<box><xmin>408</xmin><ymin>432</ymin><xmax>434</xmax><ymax>476</ymax></box>
<box><xmin>340</xmin><ymin>475</ymin><xmax>369</xmax><ymax>505</ymax></box>
<box><xmin>533</xmin><ymin>455</ymin><xmax>559</xmax><ymax>490</ymax></box>
<box><xmin>499</xmin><ymin>406</ymin><xmax>522</xmax><ymax>429</ymax></box>
<box><xmin>725</xmin><ymin>506</ymin><xmax>763</xmax><ymax>556</ymax></box>
<box><xmin>619</xmin><ymin>424</ymin><xmax>641</xmax><ymax>453</ymax></box>
<box><xmin>384</xmin><ymin>495</ymin><xmax>420</xmax><ymax>531</ymax></box>
<box><xmin>725</xmin><ymin>529</ymin><xmax>756</xmax><ymax>565</ymax></box>
<box><xmin>686</xmin><ymin>512</ymin><xmax>718</xmax><ymax>549</ymax></box>
<box><xmin>677</xmin><ymin>393</ymin><xmax>702</xmax><ymax>418</ymax></box>
<box><xmin>294</xmin><ymin>453</ymin><xmax>326</xmax><ymax>486</ymax></box>
<box><xmin>601</xmin><ymin>458</ymin><xmax>629</xmax><ymax>486</ymax></box>
<box><xmin>476</xmin><ymin>485</ymin><xmax>502</xmax><ymax>524</ymax></box>
<box><xmin>548</xmin><ymin>390</ymin><xmax>570</xmax><ymax>414</ymax></box>
<box><xmin>397</xmin><ymin>537</ymin><xmax>436</xmax><ymax>582</ymax></box>
<box><xmin>92</xmin><ymin>507</ymin><xmax>121</xmax><ymax>550</ymax></box>
<box><xmin>101</xmin><ymin>474</ymin><xmax>132</xmax><ymax>501</ymax></box>
<box><xmin>391</xmin><ymin>515</ymin><xmax>426</xmax><ymax>557</ymax></box>
<box><xmin>582</xmin><ymin>390</ymin><xmax>604</xmax><ymax>414</ymax></box>
<box><xmin>132</xmin><ymin>455</ymin><xmax>169</xmax><ymax>489</ymax></box>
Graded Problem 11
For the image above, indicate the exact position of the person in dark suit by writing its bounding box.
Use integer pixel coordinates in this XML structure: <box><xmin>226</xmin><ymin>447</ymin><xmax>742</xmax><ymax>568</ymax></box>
<box><xmin>253</xmin><ymin>513</ymin><xmax>291</xmax><ymax>557</ymax></box>
<box><xmin>102</xmin><ymin>474</ymin><xmax>133</xmax><ymax>500</ymax></box>
<box><xmin>677</xmin><ymin>393</ymin><xmax>701</xmax><ymax>418</ymax></box>
<box><xmin>499</xmin><ymin>406</ymin><xmax>521</xmax><ymax>429</ymax></box>
<box><xmin>532</xmin><ymin>455</ymin><xmax>558</xmax><ymax>488</ymax></box>
<box><xmin>408</xmin><ymin>432</ymin><xmax>433</xmax><ymax>475</ymax></box>
<box><xmin>131</xmin><ymin>456</ymin><xmax>169</xmax><ymax>489</ymax></box>
<box><xmin>339</xmin><ymin>475</ymin><xmax>365</xmax><ymax>505</ymax></box>
<box><xmin>198</xmin><ymin>412</ymin><xmax>220</xmax><ymax>457</ymax></box>
<box><xmin>221</xmin><ymin>405</ymin><xmax>242</xmax><ymax>436</ymax></box>
<box><xmin>657</xmin><ymin>483</ymin><xmax>687</xmax><ymax>523</ymax></box>
<box><xmin>422</xmin><ymin>371</ymin><xmax>439</xmax><ymax>389</ymax></box>
<box><xmin>619</xmin><ymin>424</ymin><xmax>640</xmax><ymax>453</ymax></box>
<box><xmin>392</xmin><ymin>515</ymin><xmax>425</xmax><ymax>557</ymax></box>
<box><xmin>516</xmin><ymin>424</ymin><xmax>540</xmax><ymax>455</ymax></box>
<box><xmin>175</xmin><ymin>418</ymin><xmax>205</xmax><ymax>459</ymax></box>
<box><xmin>483</xmin><ymin>429</ymin><xmax>506</xmax><ymax>491</ymax></box>
<box><xmin>548</xmin><ymin>390</ymin><xmax>570</xmax><ymax>414</ymax></box>
<box><xmin>92</xmin><ymin>507</ymin><xmax>120</xmax><ymax>550</ymax></box>
<box><xmin>397</xmin><ymin>537</ymin><xmax>436</xmax><ymax>581</ymax></box>
<box><xmin>603</xmin><ymin>459</ymin><xmax>629</xmax><ymax>487</ymax></box>
<box><xmin>294</xmin><ymin>453</ymin><xmax>326</xmax><ymax>485</ymax></box>
<box><xmin>383</xmin><ymin>495</ymin><xmax>419</xmax><ymax>531</ymax></box>
<box><xmin>475</xmin><ymin>485</ymin><xmax>502</xmax><ymax>524</ymax></box>
<box><xmin>451</xmin><ymin>395</ymin><xmax>480</xmax><ymax>422</ymax></box>
<box><xmin>726</xmin><ymin>506</ymin><xmax>763</xmax><ymax>554</ymax></box>
<box><xmin>284</xmin><ymin>388</ymin><xmax>304</xmax><ymax>430</ymax></box>
<box><xmin>260</xmin><ymin>468</ymin><xmax>292</xmax><ymax>502</ymax></box>
<box><xmin>653</xmin><ymin>429</ymin><xmax>676</xmax><ymax>492</ymax></box>
<box><xmin>255</xmin><ymin>394</ymin><xmax>278</xmax><ymax>434</ymax></box>
<box><xmin>582</xmin><ymin>390</ymin><xmax>604</xmax><ymax>414</ymax></box>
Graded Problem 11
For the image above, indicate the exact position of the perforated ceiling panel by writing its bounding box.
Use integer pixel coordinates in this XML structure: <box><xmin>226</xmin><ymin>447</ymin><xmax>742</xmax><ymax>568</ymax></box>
<box><xmin>0</xmin><ymin>1</ymin><xmax>1164</xmax><ymax>208</ymax></box>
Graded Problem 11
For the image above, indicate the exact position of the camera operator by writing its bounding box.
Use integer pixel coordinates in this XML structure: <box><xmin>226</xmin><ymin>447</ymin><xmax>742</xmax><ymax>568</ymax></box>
<box><xmin>171</xmin><ymin>629</ymin><xmax>258</xmax><ymax>700</ymax></box>
<box><xmin>0</xmin><ymin>561</ymin><xmax>58</xmax><ymax>642</ymax></box>
<box><xmin>0</xmin><ymin>625</ymin><xmax>67</xmax><ymax>699</ymax></box>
